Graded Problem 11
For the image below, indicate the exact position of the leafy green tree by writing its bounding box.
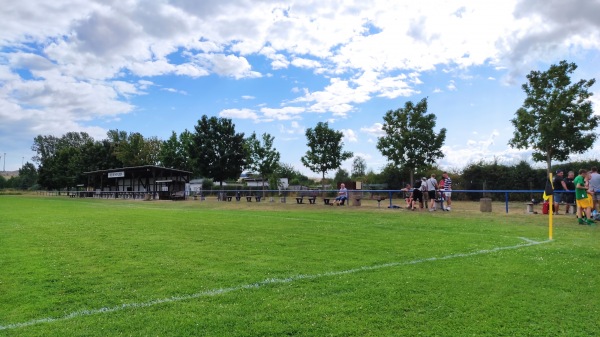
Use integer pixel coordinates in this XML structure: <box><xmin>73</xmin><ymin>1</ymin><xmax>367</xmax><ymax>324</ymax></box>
<box><xmin>274</xmin><ymin>162</ymin><xmax>310</xmax><ymax>187</ymax></box>
<box><xmin>351</xmin><ymin>156</ymin><xmax>367</xmax><ymax>179</ymax></box>
<box><xmin>160</xmin><ymin>130</ymin><xmax>193</xmax><ymax>171</ymax></box>
<box><xmin>31</xmin><ymin>134</ymin><xmax>60</xmax><ymax>164</ymax></box>
<box><xmin>18</xmin><ymin>162</ymin><xmax>38</xmax><ymax>190</ymax></box>
<box><xmin>333</xmin><ymin>168</ymin><xmax>350</xmax><ymax>185</ymax></box>
<box><xmin>509</xmin><ymin>60</ymin><xmax>598</xmax><ymax>173</ymax></box>
<box><xmin>246</xmin><ymin>132</ymin><xmax>280</xmax><ymax>192</ymax></box>
<box><xmin>107</xmin><ymin>130</ymin><xmax>160</xmax><ymax>167</ymax></box>
<box><xmin>379</xmin><ymin>164</ymin><xmax>405</xmax><ymax>191</ymax></box>
<box><xmin>32</xmin><ymin>132</ymin><xmax>97</xmax><ymax>189</ymax></box>
<box><xmin>301</xmin><ymin>122</ymin><xmax>353</xmax><ymax>189</ymax></box>
<box><xmin>377</xmin><ymin>98</ymin><xmax>446</xmax><ymax>184</ymax></box>
<box><xmin>189</xmin><ymin>115</ymin><xmax>247</xmax><ymax>187</ymax></box>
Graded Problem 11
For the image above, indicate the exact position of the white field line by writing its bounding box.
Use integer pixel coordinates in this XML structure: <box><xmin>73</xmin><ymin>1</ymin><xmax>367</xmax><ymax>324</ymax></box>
<box><xmin>0</xmin><ymin>237</ymin><xmax>551</xmax><ymax>331</ymax></box>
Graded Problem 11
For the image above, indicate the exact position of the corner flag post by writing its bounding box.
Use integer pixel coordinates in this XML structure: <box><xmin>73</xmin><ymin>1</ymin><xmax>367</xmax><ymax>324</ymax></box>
<box><xmin>542</xmin><ymin>172</ymin><xmax>554</xmax><ymax>240</ymax></box>
<box><xmin>548</xmin><ymin>173</ymin><xmax>553</xmax><ymax>240</ymax></box>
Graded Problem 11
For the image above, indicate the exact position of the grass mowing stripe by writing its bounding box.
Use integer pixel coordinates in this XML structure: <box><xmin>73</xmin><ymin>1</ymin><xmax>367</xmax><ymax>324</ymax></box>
<box><xmin>0</xmin><ymin>237</ymin><xmax>551</xmax><ymax>332</ymax></box>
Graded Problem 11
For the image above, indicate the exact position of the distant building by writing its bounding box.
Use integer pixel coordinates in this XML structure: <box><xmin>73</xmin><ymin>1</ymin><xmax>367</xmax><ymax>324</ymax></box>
<box><xmin>239</xmin><ymin>171</ymin><xmax>289</xmax><ymax>189</ymax></box>
<box><xmin>84</xmin><ymin>165</ymin><xmax>191</xmax><ymax>199</ymax></box>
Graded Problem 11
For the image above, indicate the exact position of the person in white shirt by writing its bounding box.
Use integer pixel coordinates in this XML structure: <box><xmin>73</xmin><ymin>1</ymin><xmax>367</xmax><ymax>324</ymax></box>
<box><xmin>588</xmin><ymin>166</ymin><xmax>600</xmax><ymax>212</ymax></box>
<box><xmin>425</xmin><ymin>174</ymin><xmax>438</xmax><ymax>211</ymax></box>
<box><xmin>442</xmin><ymin>172</ymin><xmax>452</xmax><ymax>211</ymax></box>
<box><xmin>333</xmin><ymin>183</ymin><xmax>348</xmax><ymax>206</ymax></box>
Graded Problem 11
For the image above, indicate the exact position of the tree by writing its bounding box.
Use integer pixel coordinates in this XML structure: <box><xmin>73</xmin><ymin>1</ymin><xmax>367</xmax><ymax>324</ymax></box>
<box><xmin>160</xmin><ymin>130</ymin><xmax>193</xmax><ymax>171</ymax></box>
<box><xmin>376</xmin><ymin>98</ymin><xmax>446</xmax><ymax>183</ymax></box>
<box><xmin>18</xmin><ymin>162</ymin><xmax>39</xmax><ymax>189</ymax></box>
<box><xmin>274</xmin><ymin>162</ymin><xmax>310</xmax><ymax>187</ymax></box>
<box><xmin>246</xmin><ymin>132</ymin><xmax>280</xmax><ymax>193</ymax></box>
<box><xmin>189</xmin><ymin>115</ymin><xmax>247</xmax><ymax>187</ymax></box>
<box><xmin>32</xmin><ymin>132</ymin><xmax>97</xmax><ymax>189</ymax></box>
<box><xmin>351</xmin><ymin>156</ymin><xmax>367</xmax><ymax>179</ymax></box>
<box><xmin>107</xmin><ymin>130</ymin><xmax>160</xmax><ymax>167</ymax></box>
<box><xmin>301</xmin><ymin>122</ymin><xmax>353</xmax><ymax>189</ymax></box>
<box><xmin>509</xmin><ymin>60</ymin><xmax>598</xmax><ymax>173</ymax></box>
<box><xmin>379</xmin><ymin>164</ymin><xmax>405</xmax><ymax>190</ymax></box>
<box><xmin>333</xmin><ymin>168</ymin><xmax>350</xmax><ymax>185</ymax></box>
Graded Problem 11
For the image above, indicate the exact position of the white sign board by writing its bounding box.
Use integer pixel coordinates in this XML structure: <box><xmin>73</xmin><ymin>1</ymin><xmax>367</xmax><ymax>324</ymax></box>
<box><xmin>108</xmin><ymin>171</ymin><xmax>125</xmax><ymax>178</ymax></box>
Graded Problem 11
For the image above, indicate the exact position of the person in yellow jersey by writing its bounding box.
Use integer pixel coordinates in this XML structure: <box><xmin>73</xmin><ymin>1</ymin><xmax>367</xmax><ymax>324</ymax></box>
<box><xmin>574</xmin><ymin>169</ymin><xmax>594</xmax><ymax>225</ymax></box>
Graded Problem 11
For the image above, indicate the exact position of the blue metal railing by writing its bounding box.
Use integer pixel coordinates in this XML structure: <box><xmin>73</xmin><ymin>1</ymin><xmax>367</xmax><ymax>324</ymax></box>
<box><xmin>46</xmin><ymin>188</ymin><xmax>571</xmax><ymax>214</ymax></box>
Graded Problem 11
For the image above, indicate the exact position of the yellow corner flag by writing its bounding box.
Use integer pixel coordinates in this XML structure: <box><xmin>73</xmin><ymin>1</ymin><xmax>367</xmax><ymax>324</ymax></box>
<box><xmin>545</xmin><ymin>172</ymin><xmax>554</xmax><ymax>240</ymax></box>
<box><xmin>543</xmin><ymin>173</ymin><xmax>554</xmax><ymax>201</ymax></box>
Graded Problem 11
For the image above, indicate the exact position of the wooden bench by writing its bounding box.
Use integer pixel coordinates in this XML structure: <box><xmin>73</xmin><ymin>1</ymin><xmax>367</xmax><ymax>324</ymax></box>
<box><xmin>562</xmin><ymin>202</ymin><xmax>576</xmax><ymax>214</ymax></box>
<box><xmin>371</xmin><ymin>195</ymin><xmax>387</xmax><ymax>208</ymax></box>
<box><xmin>296</xmin><ymin>191</ymin><xmax>317</xmax><ymax>204</ymax></box>
<box><xmin>171</xmin><ymin>191</ymin><xmax>186</xmax><ymax>201</ymax></box>
<box><xmin>525</xmin><ymin>202</ymin><xmax>535</xmax><ymax>214</ymax></box>
<box><xmin>330</xmin><ymin>197</ymin><xmax>348</xmax><ymax>206</ymax></box>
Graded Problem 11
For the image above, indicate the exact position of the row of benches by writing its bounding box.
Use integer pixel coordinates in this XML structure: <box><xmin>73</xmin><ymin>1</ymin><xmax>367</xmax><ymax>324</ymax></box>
<box><xmin>172</xmin><ymin>191</ymin><xmax>389</xmax><ymax>207</ymax></box>
<box><xmin>295</xmin><ymin>192</ymin><xmax>388</xmax><ymax>206</ymax></box>
<box><xmin>525</xmin><ymin>201</ymin><xmax>576</xmax><ymax>214</ymax></box>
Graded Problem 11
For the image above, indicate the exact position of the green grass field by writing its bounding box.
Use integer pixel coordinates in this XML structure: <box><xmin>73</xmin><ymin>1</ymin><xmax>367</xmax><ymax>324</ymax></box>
<box><xmin>1</xmin><ymin>195</ymin><xmax>599</xmax><ymax>336</ymax></box>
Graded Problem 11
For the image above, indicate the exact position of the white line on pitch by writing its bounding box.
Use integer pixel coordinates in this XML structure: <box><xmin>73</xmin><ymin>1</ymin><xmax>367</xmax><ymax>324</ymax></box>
<box><xmin>0</xmin><ymin>237</ymin><xmax>551</xmax><ymax>331</ymax></box>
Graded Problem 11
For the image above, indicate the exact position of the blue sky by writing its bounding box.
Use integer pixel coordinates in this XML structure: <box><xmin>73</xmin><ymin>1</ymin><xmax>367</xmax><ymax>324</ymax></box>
<box><xmin>1</xmin><ymin>0</ymin><xmax>600</xmax><ymax>176</ymax></box>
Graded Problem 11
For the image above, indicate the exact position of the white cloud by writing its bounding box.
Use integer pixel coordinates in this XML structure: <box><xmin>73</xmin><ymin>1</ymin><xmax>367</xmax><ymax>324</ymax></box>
<box><xmin>279</xmin><ymin>121</ymin><xmax>305</xmax><ymax>136</ymax></box>
<box><xmin>192</xmin><ymin>53</ymin><xmax>261</xmax><ymax>79</ymax></box>
<box><xmin>437</xmin><ymin>130</ymin><xmax>533</xmax><ymax>169</ymax></box>
<box><xmin>342</xmin><ymin>128</ymin><xmax>358</xmax><ymax>143</ymax></box>
<box><xmin>219</xmin><ymin>108</ymin><xmax>259</xmax><ymax>120</ymax></box>
<box><xmin>291</xmin><ymin>57</ymin><xmax>322</xmax><ymax>69</ymax></box>
<box><xmin>447</xmin><ymin>80</ymin><xmax>457</xmax><ymax>91</ymax></box>
<box><xmin>261</xmin><ymin>106</ymin><xmax>305</xmax><ymax>121</ymax></box>
<box><xmin>1</xmin><ymin>0</ymin><xmax>600</xmax><ymax>171</ymax></box>
<box><xmin>360</xmin><ymin>123</ymin><xmax>385</xmax><ymax>137</ymax></box>
<box><xmin>161</xmin><ymin>87</ymin><xmax>188</xmax><ymax>95</ymax></box>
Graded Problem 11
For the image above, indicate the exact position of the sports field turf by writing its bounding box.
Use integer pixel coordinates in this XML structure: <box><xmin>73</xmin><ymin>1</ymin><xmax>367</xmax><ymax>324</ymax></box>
<box><xmin>1</xmin><ymin>195</ymin><xmax>599</xmax><ymax>336</ymax></box>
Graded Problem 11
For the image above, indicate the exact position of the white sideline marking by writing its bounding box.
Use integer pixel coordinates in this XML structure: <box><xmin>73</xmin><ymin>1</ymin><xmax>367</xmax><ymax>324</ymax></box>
<box><xmin>0</xmin><ymin>237</ymin><xmax>551</xmax><ymax>331</ymax></box>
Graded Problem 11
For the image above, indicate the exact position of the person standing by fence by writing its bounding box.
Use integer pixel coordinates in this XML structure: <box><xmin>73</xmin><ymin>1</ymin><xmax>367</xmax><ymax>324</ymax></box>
<box><xmin>574</xmin><ymin>169</ymin><xmax>594</xmax><ymax>225</ymax></box>
<box><xmin>552</xmin><ymin>169</ymin><xmax>568</xmax><ymax>215</ymax></box>
<box><xmin>564</xmin><ymin>171</ymin><xmax>576</xmax><ymax>214</ymax></box>
<box><xmin>426</xmin><ymin>174</ymin><xmax>438</xmax><ymax>211</ymax></box>
<box><xmin>589</xmin><ymin>166</ymin><xmax>600</xmax><ymax>212</ymax></box>
<box><xmin>442</xmin><ymin>172</ymin><xmax>452</xmax><ymax>211</ymax></box>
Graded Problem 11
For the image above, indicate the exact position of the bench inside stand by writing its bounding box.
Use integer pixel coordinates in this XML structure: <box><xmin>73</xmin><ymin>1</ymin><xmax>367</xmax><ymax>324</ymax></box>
<box><xmin>296</xmin><ymin>191</ymin><xmax>317</xmax><ymax>204</ymax></box>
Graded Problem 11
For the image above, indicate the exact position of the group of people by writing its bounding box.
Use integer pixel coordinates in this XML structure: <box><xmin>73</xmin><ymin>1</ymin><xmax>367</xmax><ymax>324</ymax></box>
<box><xmin>554</xmin><ymin>167</ymin><xmax>600</xmax><ymax>225</ymax></box>
<box><xmin>331</xmin><ymin>173</ymin><xmax>453</xmax><ymax>210</ymax></box>
<box><xmin>403</xmin><ymin>172</ymin><xmax>453</xmax><ymax>211</ymax></box>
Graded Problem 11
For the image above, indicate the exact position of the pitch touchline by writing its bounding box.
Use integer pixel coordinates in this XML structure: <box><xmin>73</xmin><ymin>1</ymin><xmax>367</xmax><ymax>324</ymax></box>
<box><xmin>0</xmin><ymin>237</ymin><xmax>551</xmax><ymax>331</ymax></box>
